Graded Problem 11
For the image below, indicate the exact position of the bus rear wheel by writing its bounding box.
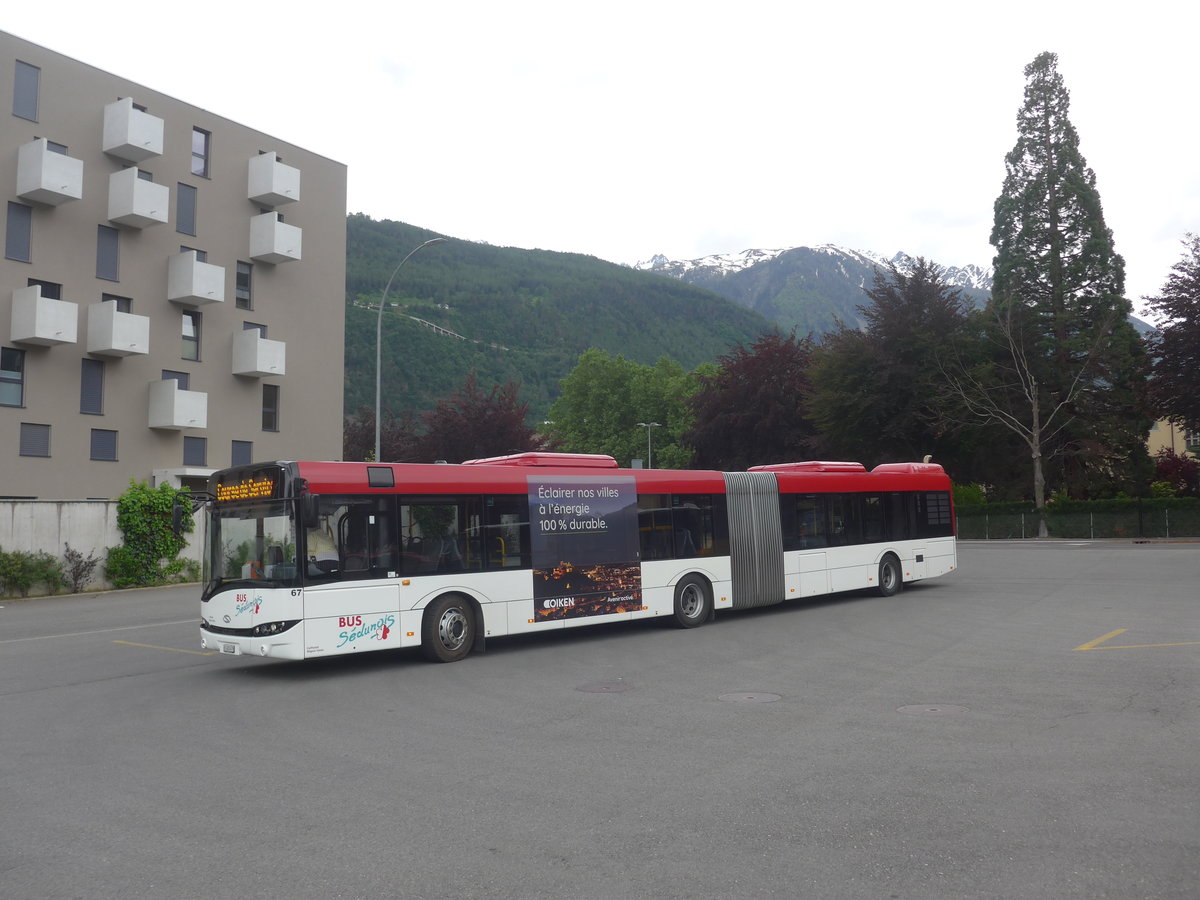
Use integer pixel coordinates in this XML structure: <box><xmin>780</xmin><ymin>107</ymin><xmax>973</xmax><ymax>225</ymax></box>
<box><xmin>877</xmin><ymin>554</ymin><xmax>903</xmax><ymax>597</ymax></box>
<box><xmin>422</xmin><ymin>594</ymin><xmax>475</xmax><ymax>663</ymax></box>
<box><xmin>672</xmin><ymin>575</ymin><xmax>712</xmax><ymax>628</ymax></box>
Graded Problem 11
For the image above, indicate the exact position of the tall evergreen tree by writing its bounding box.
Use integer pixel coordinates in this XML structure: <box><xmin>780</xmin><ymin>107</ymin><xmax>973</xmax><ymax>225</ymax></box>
<box><xmin>1145</xmin><ymin>234</ymin><xmax>1200</xmax><ymax>435</ymax></box>
<box><xmin>961</xmin><ymin>51</ymin><xmax>1150</xmax><ymax>515</ymax></box>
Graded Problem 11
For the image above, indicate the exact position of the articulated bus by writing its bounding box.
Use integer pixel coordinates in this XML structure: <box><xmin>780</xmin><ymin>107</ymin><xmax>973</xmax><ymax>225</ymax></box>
<box><xmin>197</xmin><ymin>452</ymin><xmax>956</xmax><ymax>662</ymax></box>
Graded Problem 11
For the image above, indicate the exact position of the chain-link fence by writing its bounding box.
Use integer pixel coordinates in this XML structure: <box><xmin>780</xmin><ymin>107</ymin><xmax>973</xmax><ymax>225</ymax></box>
<box><xmin>956</xmin><ymin>503</ymin><xmax>1200</xmax><ymax>539</ymax></box>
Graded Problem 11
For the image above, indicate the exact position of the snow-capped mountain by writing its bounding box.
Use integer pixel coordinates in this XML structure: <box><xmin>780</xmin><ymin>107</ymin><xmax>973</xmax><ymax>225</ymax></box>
<box><xmin>634</xmin><ymin>245</ymin><xmax>993</xmax><ymax>336</ymax></box>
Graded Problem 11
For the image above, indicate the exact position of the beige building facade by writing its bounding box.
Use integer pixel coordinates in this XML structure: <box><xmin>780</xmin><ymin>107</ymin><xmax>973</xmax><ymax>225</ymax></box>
<box><xmin>1147</xmin><ymin>420</ymin><xmax>1198</xmax><ymax>460</ymax></box>
<box><xmin>2</xmin><ymin>31</ymin><xmax>346</xmax><ymax>499</ymax></box>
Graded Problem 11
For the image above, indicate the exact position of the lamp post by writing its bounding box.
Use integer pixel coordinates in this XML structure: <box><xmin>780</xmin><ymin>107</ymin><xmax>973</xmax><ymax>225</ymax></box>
<box><xmin>636</xmin><ymin>421</ymin><xmax>662</xmax><ymax>468</ymax></box>
<box><xmin>375</xmin><ymin>237</ymin><xmax>447</xmax><ymax>461</ymax></box>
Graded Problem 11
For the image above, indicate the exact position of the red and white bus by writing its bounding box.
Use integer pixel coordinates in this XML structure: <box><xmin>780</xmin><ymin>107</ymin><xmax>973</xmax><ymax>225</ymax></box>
<box><xmin>197</xmin><ymin>452</ymin><xmax>956</xmax><ymax>662</ymax></box>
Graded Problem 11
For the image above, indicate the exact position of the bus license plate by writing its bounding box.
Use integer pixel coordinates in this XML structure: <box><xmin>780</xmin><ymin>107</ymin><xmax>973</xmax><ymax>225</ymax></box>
<box><xmin>221</xmin><ymin>643</ymin><xmax>238</xmax><ymax>655</ymax></box>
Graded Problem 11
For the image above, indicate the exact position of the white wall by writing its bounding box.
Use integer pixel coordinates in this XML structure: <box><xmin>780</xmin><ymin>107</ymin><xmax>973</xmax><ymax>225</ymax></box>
<box><xmin>0</xmin><ymin>500</ymin><xmax>201</xmax><ymax>595</ymax></box>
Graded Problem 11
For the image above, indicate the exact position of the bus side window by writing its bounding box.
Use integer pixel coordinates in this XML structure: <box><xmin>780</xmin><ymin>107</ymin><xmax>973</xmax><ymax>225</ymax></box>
<box><xmin>785</xmin><ymin>494</ymin><xmax>827</xmax><ymax>550</ymax></box>
<box><xmin>672</xmin><ymin>494</ymin><xmax>717</xmax><ymax>559</ymax></box>
<box><xmin>484</xmin><ymin>495</ymin><xmax>530</xmax><ymax>569</ymax></box>
<box><xmin>638</xmin><ymin>494</ymin><xmax>670</xmax><ymax>560</ymax></box>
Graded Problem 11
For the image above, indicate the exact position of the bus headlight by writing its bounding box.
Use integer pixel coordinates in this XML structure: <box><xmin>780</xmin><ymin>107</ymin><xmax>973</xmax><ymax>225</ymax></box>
<box><xmin>252</xmin><ymin>620</ymin><xmax>298</xmax><ymax>637</ymax></box>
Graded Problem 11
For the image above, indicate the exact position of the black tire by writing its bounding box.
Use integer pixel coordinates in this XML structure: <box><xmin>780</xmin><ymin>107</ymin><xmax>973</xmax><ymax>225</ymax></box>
<box><xmin>421</xmin><ymin>594</ymin><xmax>475</xmax><ymax>663</ymax></box>
<box><xmin>876</xmin><ymin>554</ymin><xmax>903</xmax><ymax>597</ymax></box>
<box><xmin>671</xmin><ymin>574</ymin><xmax>712</xmax><ymax>628</ymax></box>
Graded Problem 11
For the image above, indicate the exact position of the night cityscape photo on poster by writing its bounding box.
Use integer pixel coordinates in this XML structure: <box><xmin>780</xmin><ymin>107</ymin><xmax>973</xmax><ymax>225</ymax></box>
<box><xmin>528</xmin><ymin>475</ymin><xmax>642</xmax><ymax>620</ymax></box>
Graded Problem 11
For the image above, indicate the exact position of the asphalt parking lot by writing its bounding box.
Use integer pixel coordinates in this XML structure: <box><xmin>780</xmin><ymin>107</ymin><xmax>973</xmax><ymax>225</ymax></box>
<box><xmin>1</xmin><ymin>540</ymin><xmax>1196</xmax><ymax>899</ymax></box>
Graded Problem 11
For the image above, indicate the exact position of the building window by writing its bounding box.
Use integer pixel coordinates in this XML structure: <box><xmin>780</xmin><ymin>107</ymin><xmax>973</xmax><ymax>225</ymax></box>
<box><xmin>102</xmin><ymin>293</ymin><xmax>132</xmax><ymax>313</ymax></box>
<box><xmin>1</xmin><ymin>348</ymin><xmax>26</xmax><ymax>406</ymax></box>
<box><xmin>191</xmin><ymin>128</ymin><xmax>211</xmax><ymax>177</ymax></box>
<box><xmin>231</xmin><ymin>440</ymin><xmax>253</xmax><ymax>467</ymax></box>
<box><xmin>136</xmin><ymin>168</ymin><xmax>154</xmax><ymax>182</ymax></box>
<box><xmin>183</xmin><ymin>436</ymin><xmax>207</xmax><ymax>466</ymax></box>
<box><xmin>181</xmin><ymin>311</ymin><xmax>201</xmax><ymax>361</ymax></box>
<box><xmin>262</xmin><ymin>384</ymin><xmax>280</xmax><ymax>432</ymax></box>
<box><xmin>19</xmin><ymin>423</ymin><xmax>50</xmax><ymax>458</ymax></box>
<box><xmin>243</xmin><ymin>322</ymin><xmax>267</xmax><ymax>337</ymax></box>
<box><xmin>28</xmin><ymin>278</ymin><xmax>62</xmax><ymax>300</ymax></box>
<box><xmin>235</xmin><ymin>261</ymin><xmax>253</xmax><ymax>309</ymax></box>
<box><xmin>180</xmin><ymin>245</ymin><xmax>207</xmax><ymax>263</ymax></box>
<box><xmin>80</xmin><ymin>358</ymin><xmax>105</xmax><ymax>415</ymax></box>
<box><xmin>177</xmin><ymin>183</ymin><xmax>197</xmax><ymax>236</ymax></box>
<box><xmin>96</xmin><ymin>225</ymin><xmax>120</xmax><ymax>281</ymax></box>
<box><xmin>13</xmin><ymin>60</ymin><xmax>39</xmax><ymax>121</ymax></box>
<box><xmin>6</xmin><ymin>202</ymin><xmax>33</xmax><ymax>262</ymax></box>
<box><xmin>91</xmin><ymin>429</ymin><xmax>118</xmax><ymax>462</ymax></box>
<box><xmin>162</xmin><ymin>369</ymin><xmax>189</xmax><ymax>389</ymax></box>
<box><xmin>44</xmin><ymin>139</ymin><xmax>68</xmax><ymax>155</ymax></box>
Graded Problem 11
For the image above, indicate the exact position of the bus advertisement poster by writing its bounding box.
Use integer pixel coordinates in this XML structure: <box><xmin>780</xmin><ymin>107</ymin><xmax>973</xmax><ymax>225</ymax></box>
<box><xmin>528</xmin><ymin>475</ymin><xmax>642</xmax><ymax>620</ymax></box>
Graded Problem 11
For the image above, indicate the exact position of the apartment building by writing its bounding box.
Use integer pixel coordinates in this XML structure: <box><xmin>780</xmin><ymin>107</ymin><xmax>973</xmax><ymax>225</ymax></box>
<box><xmin>1</xmin><ymin>31</ymin><xmax>347</xmax><ymax>499</ymax></box>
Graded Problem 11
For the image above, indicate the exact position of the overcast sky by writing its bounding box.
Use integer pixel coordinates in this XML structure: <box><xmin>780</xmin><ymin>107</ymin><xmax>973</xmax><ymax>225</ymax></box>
<box><xmin>9</xmin><ymin>2</ymin><xmax>1198</xmax><ymax>317</ymax></box>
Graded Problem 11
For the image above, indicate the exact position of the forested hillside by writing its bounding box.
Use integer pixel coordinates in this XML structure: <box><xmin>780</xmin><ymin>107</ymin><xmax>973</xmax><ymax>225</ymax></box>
<box><xmin>344</xmin><ymin>215</ymin><xmax>770</xmax><ymax>420</ymax></box>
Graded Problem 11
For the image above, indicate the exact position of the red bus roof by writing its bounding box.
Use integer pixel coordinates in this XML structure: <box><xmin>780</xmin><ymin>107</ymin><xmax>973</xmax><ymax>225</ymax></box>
<box><xmin>290</xmin><ymin>455</ymin><xmax>949</xmax><ymax>497</ymax></box>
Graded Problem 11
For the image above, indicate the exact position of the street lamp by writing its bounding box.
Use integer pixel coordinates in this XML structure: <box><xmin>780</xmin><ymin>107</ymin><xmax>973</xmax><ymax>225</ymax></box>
<box><xmin>375</xmin><ymin>237</ymin><xmax>447</xmax><ymax>461</ymax></box>
<box><xmin>636</xmin><ymin>421</ymin><xmax>662</xmax><ymax>469</ymax></box>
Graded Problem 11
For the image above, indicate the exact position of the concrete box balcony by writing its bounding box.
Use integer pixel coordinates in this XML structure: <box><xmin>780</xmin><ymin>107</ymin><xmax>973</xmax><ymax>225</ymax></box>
<box><xmin>86</xmin><ymin>302</ymin><xmax>150</xmax><ymax>357</ymax></box>
<box><xmin>108</xmin><ymin>168</ymin><xmax>169</xmax><ymax>229</ymax></box>
<box><xmin>167</xmin><ymin>251</ymin><xmax>225</xmax><ymax>306</ymax></box>
<box><xmin>102</xmin><ymin>97</ymin><xmax>165</xmax><ymax>163</ymax></box>
<box><xmin>248</xmin><ymin>152</ymin><xmax>300</xmax><ymax>207</ymax></box>
<box><xmin>148</xmin><ymin>379</ymin><xmax>207</xmax><ymax>430</ymax></box>
<box><xmin>10</xmin><ymin>285</ymin><xmax>78</xmax><ymax>346</ymax></box>
<box><xmin>249</xmin><ymin>212</ymin><xmax>302</xmax><ymax>264</ymax></box>
<box><xmin>16</xmin><ymin>139</ymin><xmax>84</xmax><ymax>206</ymax></box>
<box><xmin>232</xmin><ymin>329</ymin><xmax>286</xmax><ymax>377</ymax></box>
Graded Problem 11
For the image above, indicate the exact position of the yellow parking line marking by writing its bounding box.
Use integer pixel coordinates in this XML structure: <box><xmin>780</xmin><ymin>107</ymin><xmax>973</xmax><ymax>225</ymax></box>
<box><xmin>113</xmin><ymin>640</ymin><xmax>216</xmax><ymax>656</ymax></box>
<box><xmin>1074</xmin><ymin>629</ymin><xmax>1200</xmax><ymax>651</ymax></box>
<box><xmin>1074</xmin><ymin>629</ymin><xmax>1127</xmax><ymax>651</ymax></box>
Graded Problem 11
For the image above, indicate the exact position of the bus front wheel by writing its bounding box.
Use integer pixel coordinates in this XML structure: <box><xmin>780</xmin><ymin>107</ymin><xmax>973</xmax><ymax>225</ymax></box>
<box><xmin>422</xmin><ymin>594</ymin><xmax>475</xmax><ymax>663</ymax></box>
<box><xmin>672</xmin><ymin>575</ymin><xmax>712</xmax><ymax>628</ymax></box>
<box><xmin>877</xmin><ymin>554</ymin><xmax>903</xmax><ymax>597</ymax></box>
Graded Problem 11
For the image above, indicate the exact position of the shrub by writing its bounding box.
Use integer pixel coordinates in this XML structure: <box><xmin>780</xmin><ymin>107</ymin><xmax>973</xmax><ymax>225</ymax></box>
<box><xmin>63</xmin><ymin>543</ymin><xmax>102</xmax><ymax>593</ymax></box>
<box><xmin>952</xmin><ymin>483</ymin><xmax>988</xmax><ymax>507</ymax></box>
<box><xmin>0</xmin><ymin>547</ymin><xmax>67</xmax><ymax>597</ymax></box>
<box><xmin>104</xmin><ymin>480</ymin><xmax>195</xmax><ymax>588</ymax></box>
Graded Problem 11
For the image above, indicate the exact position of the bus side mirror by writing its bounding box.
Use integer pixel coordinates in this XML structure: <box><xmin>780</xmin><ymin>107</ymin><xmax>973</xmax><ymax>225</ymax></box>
<box><xmin>172</xmin><ymin>494</ymin><xmax>187</xmax><ymax>537</ymax></box>
<box><xmin>301</xmin><ymin>494</ymin><xmax>320</xmax><ymax>529</ymax></box>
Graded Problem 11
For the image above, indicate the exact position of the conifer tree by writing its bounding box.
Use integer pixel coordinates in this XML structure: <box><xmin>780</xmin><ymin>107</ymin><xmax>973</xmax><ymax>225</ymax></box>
<box><xmin>954</xmin><ymin>51</ymin><xmax>1150</xmax><ymax>517</ymax></box>
<box><xmin>1145</xmin><ymin>234</ymin><xmax>1200</xmax><ymax>435</ymax></box>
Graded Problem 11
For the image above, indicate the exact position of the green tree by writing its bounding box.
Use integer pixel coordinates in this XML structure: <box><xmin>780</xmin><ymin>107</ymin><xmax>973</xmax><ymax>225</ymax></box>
<box><xmin>809</xmin><ymin>258</ymin><xmax>972</xmax><ymax>469</ymax></box>
<box><xmin>950</xmin><ymin>51</ymin><xmax>1150</xmax><ymax>526</ymax></box>
<box><xmin>1145</xmin><ymin>234</ymin><xmax>1200</xmax><ymax>434</ymax></box>
<box><xmin>683</xmin><ymin>332</ymin><xmax>817</xmax><ymax>470</ymax></box>
<box><xmin>547</xmin><ymin>349</ymin><xmax>696</xmax><ymax>468</ymax></box>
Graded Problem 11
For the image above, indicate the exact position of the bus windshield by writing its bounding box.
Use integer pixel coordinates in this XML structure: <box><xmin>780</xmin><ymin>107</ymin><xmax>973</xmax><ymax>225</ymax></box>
<box><xmin>203</xmin><ymin>499</ymin><xmax>299</xmax><ymax>599</ymax></box>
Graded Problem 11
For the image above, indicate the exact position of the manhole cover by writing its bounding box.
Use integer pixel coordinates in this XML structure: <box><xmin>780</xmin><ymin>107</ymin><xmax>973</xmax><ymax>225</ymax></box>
<box><xmin>577</xmin><ymin>682</ymin><xmax>634</xmax><ymax>693</ymax></box>
<box><xmin>897</xmin><ymin>704</ymin><xmax>969</xmax><ymax>716</ymax></box>
<box><xmin>719</xmin><ymin>692</ymin><xmax>782</xmax><ymax>703</ymax></box>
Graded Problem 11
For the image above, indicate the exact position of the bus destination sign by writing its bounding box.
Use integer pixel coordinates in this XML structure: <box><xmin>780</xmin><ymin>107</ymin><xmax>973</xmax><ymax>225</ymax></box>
<box><xmin>215</xmin><ymin>474</ymin><xmax>277</xmax><ymax>503</ymax></box>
